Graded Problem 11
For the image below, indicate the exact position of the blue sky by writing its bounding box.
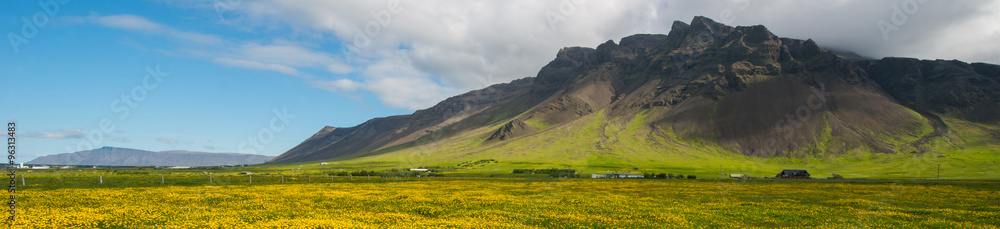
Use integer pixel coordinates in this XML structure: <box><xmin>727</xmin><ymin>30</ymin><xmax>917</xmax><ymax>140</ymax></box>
<box><xmin>1</xmin><ymin>1</ymin><xmax>416</xmax><ymax>160</ymax></box>
<box><xmin>2</xmin><ymin>0</ymin><xmax>998</xmax><ymax>161</ymax></box>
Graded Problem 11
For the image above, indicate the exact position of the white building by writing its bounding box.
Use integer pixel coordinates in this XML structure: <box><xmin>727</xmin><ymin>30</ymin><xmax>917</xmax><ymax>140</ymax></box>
<box><xmin>409</xmin><ymin>169</ymin><xmax>428</xmax><ymax>172</ymax></box>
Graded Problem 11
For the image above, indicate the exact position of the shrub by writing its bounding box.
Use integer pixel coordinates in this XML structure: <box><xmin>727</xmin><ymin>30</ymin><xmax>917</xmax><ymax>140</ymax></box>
<box><xmin>687</xmin><ymin>175</ymin><xmax>696</xmax><ymax>180</ymax></box>
<box><xmin>667</xmin><ymin>173</ymin><xmax>674</xmax><ymax>179</ymax></box>
<box><xmin>676</xmin><ymin>174</ymin><xmax>684</xmax><ymax>180</ymax></box>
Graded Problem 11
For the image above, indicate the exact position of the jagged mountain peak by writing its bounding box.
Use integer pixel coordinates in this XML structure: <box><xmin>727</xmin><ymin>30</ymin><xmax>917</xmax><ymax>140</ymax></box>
<box><xmin>270</xmin><ymin>16</ymin><xmax>1000</xmax><ymax>164</ymax></box>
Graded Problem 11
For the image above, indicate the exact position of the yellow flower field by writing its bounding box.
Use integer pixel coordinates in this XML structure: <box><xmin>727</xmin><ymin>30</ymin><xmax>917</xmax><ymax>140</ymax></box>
<box><xmin>8</xmin><ymin>179</ymin><xmax>1000</xmax><ymax>228</ymax></box>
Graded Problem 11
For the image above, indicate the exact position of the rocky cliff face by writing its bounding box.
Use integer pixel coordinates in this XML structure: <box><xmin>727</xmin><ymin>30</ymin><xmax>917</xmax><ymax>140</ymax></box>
<box><xmin>270</xmin><ymin>16</ymin><xmax>1000</xmax><ymax>163</ymax></box>
<box><xmin>859</xmin><ymin>58</ymin><xmax>1000</xmax><ymax>123</ymax></box>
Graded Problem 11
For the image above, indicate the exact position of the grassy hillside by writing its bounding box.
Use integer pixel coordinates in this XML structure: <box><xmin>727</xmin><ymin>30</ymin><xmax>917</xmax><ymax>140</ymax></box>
<box><xmin>270</xmin><ymin>104</ymin><xmax>997</xmax><ymax>179</ymax></box>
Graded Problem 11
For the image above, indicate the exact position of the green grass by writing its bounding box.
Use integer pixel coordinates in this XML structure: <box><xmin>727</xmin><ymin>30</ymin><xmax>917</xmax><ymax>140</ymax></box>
<box><xmin>257</xmin><ymin>106</ymin><xmax>999</xmax><ymax>180</ymax></box>
<box><xmin>12</xmin><ymin>175</ymin><xmax>1000</xmax><ymax>228</ymax></box>
<box><xmin>217</xmin><ymin>99</ymin><xmax>1000</xmax><ymax>181</ymax></box>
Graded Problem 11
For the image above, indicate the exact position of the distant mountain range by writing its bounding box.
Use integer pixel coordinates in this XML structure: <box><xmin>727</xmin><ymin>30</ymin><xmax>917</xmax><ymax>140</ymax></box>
<box><xmin>28</xmin><ymin>146</ymin><xmax>273</xmax><ymax>167</ymax></box>
<box><xmin>267</xmin><ymin>16</ymin><xmax>998</xmax><ymax>178</ymax></box>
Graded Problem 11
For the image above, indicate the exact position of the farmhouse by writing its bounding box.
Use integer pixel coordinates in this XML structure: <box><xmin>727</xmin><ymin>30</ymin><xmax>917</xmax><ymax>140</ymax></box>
<box><xmin>728</xmin><ymin>174</ymin><xmax>746</xmax><ymax>179</ymax></box>
<box><xmin>591</xmin><ymin>173</ymin><xmax>643</xmax><ymax>179</ymax></box>
<box><xmin>776</xmin><ymin>170</ymin><xmax>810</xmax><ymax>179</ymax></box>
<box><xmin>409</xmin><ymin>169</ymin><xmax>429</xmax><ymax>172</ymax></box>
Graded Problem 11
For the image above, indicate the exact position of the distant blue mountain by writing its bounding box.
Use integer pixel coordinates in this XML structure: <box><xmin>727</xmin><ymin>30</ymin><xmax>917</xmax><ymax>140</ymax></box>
<box><xmin>27</xmin><ymin>146</ymin><xmax>273</xmax><ymax>167</ymax></box>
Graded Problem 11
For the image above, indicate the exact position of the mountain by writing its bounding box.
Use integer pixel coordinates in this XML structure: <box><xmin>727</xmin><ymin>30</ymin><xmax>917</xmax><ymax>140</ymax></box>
<box><xmin>270</xmin><ymin>16</ymin><xmax>999</xmax><ymax>178</ymax></box>
<box><xmin>28</xmin><ymin>146</ymin><xmax>274</xmax><ymax>167</ymax></box>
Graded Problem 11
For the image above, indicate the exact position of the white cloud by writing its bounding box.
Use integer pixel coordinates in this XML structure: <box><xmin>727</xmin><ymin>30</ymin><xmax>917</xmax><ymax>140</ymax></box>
<box><xmin>165</xmin><ymin>0</ymin><xmax>1000</xmax><ymax>110</ymax></box>
<box><xmin>76</xmin><ymin>13</ymin><xmax>355</xmax><ymax>81</ymax></box>
<box><xmin>21</xmin><ymin>129</ymin><xmax>86</xmax><ymax>139</ymax></box>
<box><xmin>211</xmin><ymin>42</ymin><xmax>354</xmax><ymax>78</ymax></box>
<box><xmin>84</xmin><ymin>13</ymin><xmax>223</xmax><ymax>44</ymax></box>
<box><xmin>214</xmin><ymin>57</ymin><xmax>300</xmax><ymax>75</ymax></box>
<box><xmin>310</xmin><ymin>78</ymin><xmax>363</xmax><ymax>92</ymax></box>
<box><xmin>228</xmin><ymin>0</ymin><xmax>664</xmax><ymax>109</ymax></box>
<box><xmin>90</xmin><ymin>14</ymin><xmax>164</xmax><ymax>30</ymax></box>
<box><xmin>310</xmin><ymin>54</ymin><xmax>457</xmax><ymax>109</ymax></box>
<box><xmin>157</xmin><ymin>137</ymin><xmax>179</xmax><ymax>145</ymax></box>
<box><xmin>360</xmin><ymin>55</ymin><xmax>458</xmax><ymax>109</ymax></box>
<box><xmin>656</xmin><ymin>0</ymin><xmax>1000</xmax><ymax>63</ymax></box>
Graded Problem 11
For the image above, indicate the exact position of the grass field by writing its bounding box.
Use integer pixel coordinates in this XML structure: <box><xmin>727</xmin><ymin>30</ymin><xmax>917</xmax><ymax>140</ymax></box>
<box><xmin>8</xmin><ymin>177</ymin><xmax>1000</xmax><ymax>228</ymax></box>
<box><xmin>250</xmin><ymin>109</ymin><xmax>999</xmax><ymax>181</ymax></box>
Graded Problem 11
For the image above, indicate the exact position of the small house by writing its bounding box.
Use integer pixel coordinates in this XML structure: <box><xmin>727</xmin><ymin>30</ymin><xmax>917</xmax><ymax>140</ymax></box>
<box><xmin>729</xmin><ymin>174</ymin><xmax>746</xmax><ymax>179</ymax></box>
<box><xmin>239</xmin><ymin>172</ymin><xmax>253</xmax><ymax>175</ymax></box>
<box><xmin>776</xmin><ymin>170</ymin><xmax>810</xmax><ymax>179</ymax></box>
<box><xmin>320</xmin><ymin>162</ymin><xmax>329</xmax><ymax>165</ymax></box>
<box><xmin>409</xmin><ymin>169</ymin><xmax>428</xmax><ymax>172</ymax></box>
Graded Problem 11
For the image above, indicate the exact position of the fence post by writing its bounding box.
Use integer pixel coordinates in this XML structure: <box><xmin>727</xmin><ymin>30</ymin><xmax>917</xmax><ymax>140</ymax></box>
<box><xmin>99</xmin><ymin>175</ymin><xmax>103</xmax><ymax>184</ymax></box>
<box><xmin>20</xmin><ymin>174</ymin><xmax>24</xmax><ymax>186</ymax></box>
<box><xmin>308</xmin><ymin>176</ymin><xmax>311</xmax><ymax>182</ymax></box>
<box><xmin>281</xmin><ymin>175</ymin><xmax>284</xmax><ymax>183</ymax></box>
<box><xmin>249</xmin><ymin>175</ymin><xmax>252</xmax><ymax>184</ymax></box>
<box><xmin>161</xmin><ymin>175</ymin><xmax>164</xmax><ymax>184</ymax></box>
<box><xmin>350</xmin><ymin>174</ymin><xmax>353</xmax><ymax>180</ymax></box>
<box><xmin>210</xmin><ymin>174</ymin><xmax>213</xmax><ymax>183</ymax></box>
<box><xmin>331</xmin><ymin>175</ymin><xmax>333</xmax><ymax>182</ymax></box>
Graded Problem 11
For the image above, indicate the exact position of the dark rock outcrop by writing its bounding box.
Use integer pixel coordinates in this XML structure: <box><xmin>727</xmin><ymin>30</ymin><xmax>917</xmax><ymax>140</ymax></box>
<box><xmin>270</xmin><ymin>16</ymin><xmax>1000</xmax><ymax>163</ymax></box>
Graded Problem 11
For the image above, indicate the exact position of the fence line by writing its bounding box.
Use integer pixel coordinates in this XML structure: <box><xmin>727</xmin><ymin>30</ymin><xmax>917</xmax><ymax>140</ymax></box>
<box><xmin>12</xmin><ymin>173</ymin><xmax>549</xmax><ymax>188</ymax></box>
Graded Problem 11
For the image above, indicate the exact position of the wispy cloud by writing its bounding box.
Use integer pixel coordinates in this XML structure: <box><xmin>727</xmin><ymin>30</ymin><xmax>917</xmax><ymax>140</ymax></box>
<box><xmin>156</xmin><ymin>137</ymin><xmax>179</xmax><ymax>145</ymax></box>
<box><xmin>214</xmin><ymin>57</ymin><xmax>301</xmax><ymax>75</ymax></box>
<box><xmin>21</xmin><ymin>129</ymin><xmax>86</xmax><ymax>139</ymax></box>
<box><xmin>214</xmin><ymin>42</ymin><xmax>353</xmax><ymax>77</ymax></box>
<box><xmin>69</xmin><ymin>13</ymin><xmax>356</xmax><ymax>96</ymax></box>
<box><xmin>90</xmin><ymin>14</ymin><xmax>164</xmax><ymax>30</ymax></box>
<box><xmin>69</xmin><ymin>13</ymin><xmax>223</xmax><ymax>44</ymax></box>
<box><xmin>310</xmin><ymin>78</ymin><xmax>363</xmax><ymax>92</ymax></box>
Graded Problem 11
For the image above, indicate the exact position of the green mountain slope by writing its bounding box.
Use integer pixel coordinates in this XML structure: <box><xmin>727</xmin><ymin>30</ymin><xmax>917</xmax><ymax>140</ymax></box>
<box><xmin>270</xmin><ymin>16</ymin><xmax>1000</xmax><ymax>179</ymax></box>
